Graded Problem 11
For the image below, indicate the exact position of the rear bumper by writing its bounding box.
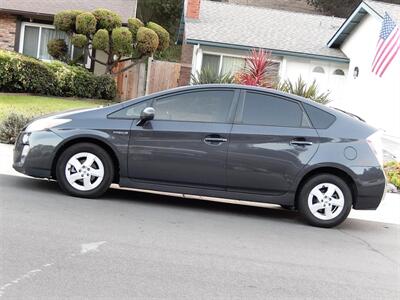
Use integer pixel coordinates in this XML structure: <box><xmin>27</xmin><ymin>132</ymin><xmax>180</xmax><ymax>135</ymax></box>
<box><xmin>351</xmin><ymin>166</ymin><xmax>386</xmax><ymax>210</ymax></box>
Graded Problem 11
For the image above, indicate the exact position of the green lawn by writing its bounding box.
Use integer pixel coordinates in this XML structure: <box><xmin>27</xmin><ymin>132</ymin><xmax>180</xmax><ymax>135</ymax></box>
<box><xmin>0</xmin><ymin>94</ymin><xmax>114</xmax><ymax>121</ymax></box>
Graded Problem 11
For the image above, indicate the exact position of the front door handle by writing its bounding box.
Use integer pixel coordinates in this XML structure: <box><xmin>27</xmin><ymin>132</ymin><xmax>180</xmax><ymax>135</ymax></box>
<box><xmin>204</xmin><ymin>135</ymin><xmax>228</xmax><ymax>145</ymax></box>
<box><xmin>290</xmin><ymin>139</ymin><xmax>313</xmax><ymax>146</ymax></box>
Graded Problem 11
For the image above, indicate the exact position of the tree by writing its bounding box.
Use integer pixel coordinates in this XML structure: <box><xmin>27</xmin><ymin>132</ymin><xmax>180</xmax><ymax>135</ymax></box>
<box><xmin>307</xmin><ymin>0</ymin><xmax>400</xmax><ymax>18</ymax></box>
<box><xmin>136</xmin><ymin>0</ymin><xmax>184</xmax><ymax>38</ymax></box>
<box><xmin>48</xmin><ymin>9</ymin><xmax>170</xmax><ymax>75</ymax></box>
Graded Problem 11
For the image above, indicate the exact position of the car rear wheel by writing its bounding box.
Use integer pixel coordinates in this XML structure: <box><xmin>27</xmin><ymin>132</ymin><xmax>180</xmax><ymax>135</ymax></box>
<box><xmin>56</xmin><ymin>143</ymin><xmax>114</xmax><ymax>198</ymax></box>
<box><xmin>298</xmin><ymin>174</ymin><xmax>352</xmax><ymax>228</ymax></box>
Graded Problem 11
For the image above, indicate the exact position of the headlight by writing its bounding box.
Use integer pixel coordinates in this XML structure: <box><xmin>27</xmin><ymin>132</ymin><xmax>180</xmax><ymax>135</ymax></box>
<box><xmin>26</xmin><ymin>118</ymin><xmax>71</xmax><ymax>132</ymax></box>
<box><xmin>367</xmin><ymin>130</ymin><xmax>384</xmax><ymax>168</ymax></box>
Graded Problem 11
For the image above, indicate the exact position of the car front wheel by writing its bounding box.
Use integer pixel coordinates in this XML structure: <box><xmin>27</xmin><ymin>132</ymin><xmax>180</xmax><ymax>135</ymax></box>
<box><xmin>298</xmin><ymin>174</ymin><xmax>352</xmax><ymax>228</ymax></box>
<box><xmin>56</xmin><ymin>143</ymin><xmax>114</xmax><ymax>198</ymax></box>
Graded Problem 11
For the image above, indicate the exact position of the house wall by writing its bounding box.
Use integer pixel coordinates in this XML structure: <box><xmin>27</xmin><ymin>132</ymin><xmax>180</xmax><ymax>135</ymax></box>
<box><xmin>283</xmin><ymin>57</ymin><xmax>349</xmax><ymax>103</ymax></box>
<box><xmin>191</xmin><ymin>45</ymin><xmax>349</xmax><ymax>102</ymax></box>
<box><xmin>339</xmin><ymin>14</ymin><xmax>400</xmax><ymax>137</ymax></box>
<box><xmin>0</xmin><ymin>13</ymin><xmax>17</xmax><ymax>51</ymax></box>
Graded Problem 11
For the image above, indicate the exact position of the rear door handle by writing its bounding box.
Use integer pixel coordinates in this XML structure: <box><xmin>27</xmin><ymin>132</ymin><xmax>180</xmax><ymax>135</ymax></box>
<box><xmin>290</xmin><ymin>140</ymin><xmax>313</xmax><ymax>146</ymax></box>
<box><xmin>204</xmin><ymin>136</ymin><xmax>228</xmax><ymax>145</ymax></box>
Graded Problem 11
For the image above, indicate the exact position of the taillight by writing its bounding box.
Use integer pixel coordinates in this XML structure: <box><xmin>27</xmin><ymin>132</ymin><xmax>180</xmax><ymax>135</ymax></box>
<box><xmin>367</xmin><ymin>130</ymin><xmax>384</xmax><ymax>168</ymax></box>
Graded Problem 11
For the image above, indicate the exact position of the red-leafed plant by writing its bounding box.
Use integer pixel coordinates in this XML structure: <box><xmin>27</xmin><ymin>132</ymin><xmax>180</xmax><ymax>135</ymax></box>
<box><xmin>234</xmin><ymin>49</ymin><xmax>277</xmax><ymax>88</ymax></box>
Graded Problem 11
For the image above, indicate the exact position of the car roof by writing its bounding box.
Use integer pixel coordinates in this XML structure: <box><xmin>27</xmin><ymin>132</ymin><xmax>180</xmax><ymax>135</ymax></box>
<box><xmin>142</xmin><ymin>84</ymin><xmax>331</xmax><ymax>111</ymax></box>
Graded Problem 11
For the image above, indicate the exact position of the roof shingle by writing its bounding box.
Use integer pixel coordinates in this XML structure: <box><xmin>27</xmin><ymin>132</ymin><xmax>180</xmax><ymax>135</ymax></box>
<box><xmin>0</xmin><ymin>0</ymin><xmax>137</xmax><ymax>22</ymax></box>
<box><xmin>186</xmin><ymin>0</ymin><xmax>347</xmax><ymax>59</ymax></box>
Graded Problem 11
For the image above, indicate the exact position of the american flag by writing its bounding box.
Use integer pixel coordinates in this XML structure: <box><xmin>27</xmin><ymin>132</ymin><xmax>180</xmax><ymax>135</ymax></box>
<box><xmin>371</xmin><ymin>12</ymin><xmax>400</xmax><ymax>77</ymax></box>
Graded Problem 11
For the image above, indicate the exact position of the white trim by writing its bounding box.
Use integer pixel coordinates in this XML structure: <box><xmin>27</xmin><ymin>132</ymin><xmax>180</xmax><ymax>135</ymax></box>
<box><xmin>327</xmin><ymin>2</ymin><xmax>383</xmax><ymax>48</ymax></box>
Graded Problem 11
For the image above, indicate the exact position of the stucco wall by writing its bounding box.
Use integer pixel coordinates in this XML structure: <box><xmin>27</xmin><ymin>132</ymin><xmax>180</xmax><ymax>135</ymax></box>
<box><xmin>339</xmin><ymin>14</ymin><xmax>400</xmax><ymax>137</ymax></box>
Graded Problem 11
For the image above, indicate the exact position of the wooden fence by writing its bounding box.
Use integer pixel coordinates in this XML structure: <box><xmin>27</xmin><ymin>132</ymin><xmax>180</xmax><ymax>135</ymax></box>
<box><xmin>115</xmin><ymin>61</ymin><xmax>146</xmax><ymax>101</ymax></box>
<box><xmin>146</xmin><ymin>58</ymin><xmax>181</xmax><ymax>95</ymax></box>
<box><xmin>115</xmin><ymin>58</ymin><xmax>182</xmax><ymax>101</ymax></box>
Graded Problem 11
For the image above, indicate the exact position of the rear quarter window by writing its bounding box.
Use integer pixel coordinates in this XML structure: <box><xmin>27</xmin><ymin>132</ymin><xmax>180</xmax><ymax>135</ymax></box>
<box><xmin>303</xmin><ymin>103</ymin><xmax>336</xmax><ymax>129</ymax></box>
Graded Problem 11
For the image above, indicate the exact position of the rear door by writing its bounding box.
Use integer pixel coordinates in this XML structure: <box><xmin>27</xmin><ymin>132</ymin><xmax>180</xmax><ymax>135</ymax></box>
<box><xmin>227</xmin><ymin>90</ymin><xmax>319</xmax><ymax>195</ymax></box>
<box><xmin>128</xmin><ymin>88</ymin><xmax>239</xmax><ymax>189</ymax></box>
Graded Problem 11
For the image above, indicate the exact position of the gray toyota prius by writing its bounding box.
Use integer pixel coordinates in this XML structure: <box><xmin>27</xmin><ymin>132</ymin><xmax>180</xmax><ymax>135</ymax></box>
<box><xmin>13</xmin><ymin>84</ymin><xmax>386</xmax><ymax>227</ymax></box>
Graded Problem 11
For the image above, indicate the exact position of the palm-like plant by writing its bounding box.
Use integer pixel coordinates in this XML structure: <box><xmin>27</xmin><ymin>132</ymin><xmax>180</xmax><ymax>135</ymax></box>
<box><xmin>191</xmin><ymin>67</ymin><xmax>234</xmax><ymax>85</ymax></box>
<box><xmin>234</xmin><ymin>49</ymin><xmax>277</xmax><ymax>88</ymax></box>
<box><xmin>276</xmin><ymin>76</ymin><xmax>330</xmax><ymax>104</ymax></box>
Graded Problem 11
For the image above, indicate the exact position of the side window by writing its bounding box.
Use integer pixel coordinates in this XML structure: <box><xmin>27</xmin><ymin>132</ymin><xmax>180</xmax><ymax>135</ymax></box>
<box><xmin>303</xmin><ymin>103</ymin><xmax>336</xmax><ymax>129</ymax></box>
<box><xmin>108</xmin><ymin>100</ymin><xmax>150</xmax><ymax>119</ymax></box>
<box><xmin>153</xmin><ymin>90</ymin><xmax>235</xmax><ymax>123</ymax></box>
<box><xmin>241</xmin><ymin>92</ymin><xmax>304</xmax><ymax>127</ymax></box>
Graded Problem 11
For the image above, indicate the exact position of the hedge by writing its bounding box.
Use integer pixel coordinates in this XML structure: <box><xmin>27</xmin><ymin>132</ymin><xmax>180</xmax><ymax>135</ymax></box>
<box><xmin>0</xmin><ymin>50</ymin><xmax>116</xmax><ymax>100</ymax></box>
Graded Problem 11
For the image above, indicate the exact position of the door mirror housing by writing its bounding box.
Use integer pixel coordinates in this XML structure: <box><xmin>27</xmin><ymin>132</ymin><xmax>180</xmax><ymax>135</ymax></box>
<box><xmin>136</xmin><ymin>107</ymin><xmax>155</xmax><ymax>126</ymax></box>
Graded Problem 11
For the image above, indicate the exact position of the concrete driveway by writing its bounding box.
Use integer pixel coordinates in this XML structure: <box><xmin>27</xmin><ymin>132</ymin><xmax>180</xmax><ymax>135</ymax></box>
<box><xmin>0</xmin><ymin>144</ymin><xmax>399</xmax><ymax>299</ymax></box>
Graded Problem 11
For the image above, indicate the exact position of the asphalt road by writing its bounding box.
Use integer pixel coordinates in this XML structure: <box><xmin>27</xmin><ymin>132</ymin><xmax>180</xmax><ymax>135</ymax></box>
<box><xmin>1</xmin><ymin>174</ymin><xmax>399</xmax><ymax>299</ymax></box>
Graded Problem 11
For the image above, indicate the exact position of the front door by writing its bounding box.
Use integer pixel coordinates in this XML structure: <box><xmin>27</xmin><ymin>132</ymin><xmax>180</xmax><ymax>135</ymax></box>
<box><xmin>128</xmin><ymin>89</ymin><xmax>239</xmax><ymax>189</ymax></box>
<box><xmin>227</xmin><ymin>91</ymin><xmax>319</xmax><ymax>195</ymax></box>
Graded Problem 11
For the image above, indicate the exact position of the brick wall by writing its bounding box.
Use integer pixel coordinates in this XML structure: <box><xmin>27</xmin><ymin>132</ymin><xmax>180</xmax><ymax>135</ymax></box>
<box><xmin>178</xmin><ymin>43</ymin><xmax>194</xmax><ymax>86</ymax></box>
<box><xmin>187</xmin><ymin>0</ymin><xmax>201</xmax><ymax>19</ymax></box>
<box><xmin>0</xmin><ymin>13</ymin><xmax>17</xmax><ymax>51</ymax></box>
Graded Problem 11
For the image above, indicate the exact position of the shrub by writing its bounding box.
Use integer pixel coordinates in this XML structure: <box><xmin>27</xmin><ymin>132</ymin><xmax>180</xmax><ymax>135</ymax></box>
<box><xmin>137</xmin><ymin>27</ymin><xmax>159</xmax><ymax>55</ymax></box>
<box><xmin>71</xmin><ymin>34</ymin><xmax>88</xmax><ymax>48</ymax></box>
<box><xmin>54</xmin><ymin>10</ymin><xmax>83</xmax><ymax>32</ymax></box>
<box><xmin>76</xmin><ymin>12</ymin><xmax>97</xmax><ymax>35</ymax></box>
<box><xmin>0</xmin><ymin>50</ymin><xmax>56</xmax><ymax>95</ymax></box>
<box><xmin>92</xmin><ymin>9</ymin><xmax>122</xmax><ymax>32</ymax></box>
<box><xmin>276</xmin><ymin>76</ymin><xmax>330</xmax><ymax>104</ymax></box>
<box><xmin>47</xmin><ymin>61</ymin><xmax>116</xmax><ymax>100</ymax></box>
<box><xmin>384</xmin><ymin>161</ymin><xmax>400</xmax><ymax>190</ymax></box>
<box><xmin>94</xmin><ymin>75</ymin><xmax>117</xmax><ymax>100</ymax></box>
<box><xmin>0</xmin><ymin>113</ymin><xmax>32</xmax><ymax>144</ymax></box>
<box><xmin>0</xmin><ymin>50</ymin><xmax>116</xmax><ymax>100</ymax></box>
<box><xmin>112</xmin><ymin>28</ymin><xmax>133</xmax><ymax>56</ymax></box>
<box><xmin>128</xmin><ymin>18</ymin><xmax>144</xmax><ymax>42</ymax></box>
<box><xmin>93</xmin><ymin>29</ymin><xmax>109</xmax><ymax>51</ymax></box>
<box><xmin>47</xmin><ymin>39</ymin><xmax>68</xmax><ymax>61</ymax></box>
<box><xmin>146</xmin><ymin>22</ymin><xmax>170</xmax><ymax>51</ymax></box>
<box><xmin>191</xmin><ymin>68</ymin><xmax>234</xmax><ymax>85</ymax></box>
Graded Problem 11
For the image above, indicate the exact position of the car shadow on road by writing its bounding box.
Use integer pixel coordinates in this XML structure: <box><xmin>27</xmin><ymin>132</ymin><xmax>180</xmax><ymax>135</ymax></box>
<box><xmin>2</xmin><ymin>174</ymin><xmax>394</xmax><ymax>231</ymax></box>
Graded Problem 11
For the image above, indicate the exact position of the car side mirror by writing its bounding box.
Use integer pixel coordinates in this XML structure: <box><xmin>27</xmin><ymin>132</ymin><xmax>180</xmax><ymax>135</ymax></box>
<box><xmin>136</xmin><ymin>107</ymin><xmax>155</xmax><ymax>126</ymax></box>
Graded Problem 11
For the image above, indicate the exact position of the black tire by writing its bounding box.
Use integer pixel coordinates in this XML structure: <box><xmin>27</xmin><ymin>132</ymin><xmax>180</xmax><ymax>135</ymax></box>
<box><xmin>56</xmin><ymin>143</ymin><xmax>114</xmax><ymax>198</ymax></box>
<box><xmin>298</xmin><ymin>174</ymin><xmax>352</xmax><ymax>228</ymax></box>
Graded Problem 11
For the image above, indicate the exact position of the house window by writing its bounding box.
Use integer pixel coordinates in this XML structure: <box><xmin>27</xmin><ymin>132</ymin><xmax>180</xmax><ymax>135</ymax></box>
<box><xmin>19</xmin><ymin>22</ymin><xmax>89</xmax><ymax>67</ymax></box>
<box><xmin>333</xmin><ymin>69</ymin><xmax>345</xmax><ymax>76</ymax></box>
<box><xmin>221</xmin><ymin>56</ymin><xmax>245</xmax><ymax>75</ymax></box>
<box><xmin>201</xmin><ymin>53</ymin><xmax>280</xmax><ymax>79</ymax></box>
<box><xmin>312</xmin><ymin>66</ymin><xmax>325</xmax><ymax>73</ymax></box>
<box><xmin>202</xmin><ymin>54</ymin><xmax>220</xmax><ymax>74</ymax></box>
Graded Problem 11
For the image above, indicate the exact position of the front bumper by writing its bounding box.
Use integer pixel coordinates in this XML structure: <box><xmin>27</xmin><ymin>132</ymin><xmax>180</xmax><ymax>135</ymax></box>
<box><xmin>13</xmin><ymin>130</ymin><xmax>63</xmax><ymax>178</ymax></box>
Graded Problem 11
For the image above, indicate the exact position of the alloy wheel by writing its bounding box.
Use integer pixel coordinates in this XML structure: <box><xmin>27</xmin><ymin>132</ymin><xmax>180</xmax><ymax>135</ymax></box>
<box><xmin>307</xmin><ymin>183</ymin><xmax>345</xmax><ymax>220</ymax></box>
<box><xmin>64</xmin><ymin>152</ymin><xmax>105</xmax><ymax>191</ymax></box>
